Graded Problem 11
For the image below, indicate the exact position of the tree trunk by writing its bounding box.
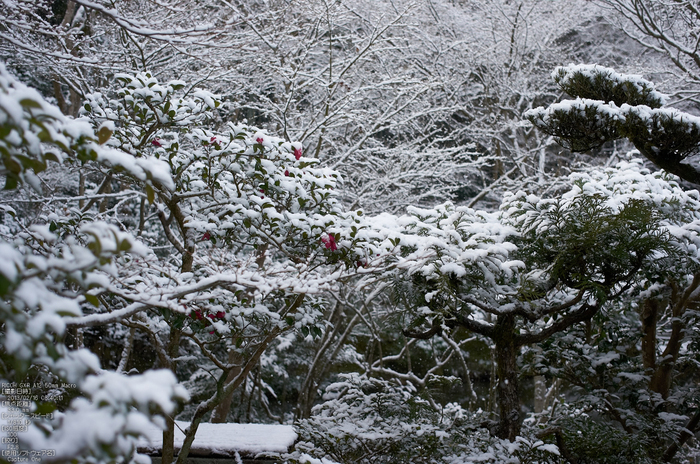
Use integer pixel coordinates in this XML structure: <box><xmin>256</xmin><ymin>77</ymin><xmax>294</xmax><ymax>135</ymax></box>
<box><xmin>210</xmin><ymin>350</ymin><xmax>243</xmax><ymax>423</ymax></box>
<box><xmin>640</xmin><ymin>297</ymin><xmax>659</xmax><ymax>371</ymax></box>
<box><xmin>175</xmin><ymin>327</ymin><xmax>283</xmax><ymax>464</ymax></box>
<box><xmin>162</xmin><ymin>328</ymin><xmax>181</xmax><ymax>464</ymax></box>
<box><xmin>297</xmin><ymin>310</ymin><xmax>359</xmax><ymax>419</ymax></box>
<box><xmin>494</xmin><ymin>314</ymin><xmax>520</xmax><ymax>441</ymax></box>
<box><xmin>650</xmin><ymin>302</ymin><xmax>684</xmax><ymax>399</ymax></box>
<box><xmin>662</xmin><ymin>408</ymin><xmax>700</xmax><ymax>462</ymax></box>
<box><xmin>163</xmin><ymin>209</ymin><xmax>194</xmax><ymax>462</ymax></box>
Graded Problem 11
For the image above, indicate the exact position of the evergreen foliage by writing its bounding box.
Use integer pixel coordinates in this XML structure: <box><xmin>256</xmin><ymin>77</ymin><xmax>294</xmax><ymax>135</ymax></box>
<box><xmin>527</xmin><ymin>64</ymin><xmax>700</xmax><ymax>185</ymax></box>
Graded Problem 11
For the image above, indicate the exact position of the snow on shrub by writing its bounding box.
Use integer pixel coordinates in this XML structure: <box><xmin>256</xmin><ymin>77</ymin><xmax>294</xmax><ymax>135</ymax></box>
<box><xmin>0</xmin><ymin>63</ymin><xmax>188</xmax><ymax>464</ymax></box>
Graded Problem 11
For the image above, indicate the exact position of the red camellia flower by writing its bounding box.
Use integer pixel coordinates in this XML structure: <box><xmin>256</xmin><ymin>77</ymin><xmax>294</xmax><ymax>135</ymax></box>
<box><xmin>293</xmin><ymin>147</ymin><xmax>302</xmax><ymax>160</ymax></box>
<box><xmin>284</xmin><ymin>170</ymin><xmax>289</xmax><ymax>177</ymax></box>
<box><xmin>202</xmin><ymin>232</ymin><xmax>211</xmax><ymax>241</ymax></box>
<box><xmin>151</xmin><ymin>138</ymin><xmax>163</xmax><ymax>147</ymax></box>
<box><xmin>215</xmin><ymin>311</ymin><xmax>225</xmax><ymax>319</ymax></box>
<box><xmin>321</xmin><ymin>233</ymin><xmax>338</xmax><ymax>251</ymax></box>
<box><xmin>256</xmin><ymin>137</ymin><xmax>264</xmax><ymax>144</ymax></box>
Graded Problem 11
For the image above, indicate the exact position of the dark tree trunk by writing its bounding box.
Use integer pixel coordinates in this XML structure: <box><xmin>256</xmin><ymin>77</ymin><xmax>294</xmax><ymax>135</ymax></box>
<box><xmin>162</xmin><ymin>327</ymin><xmax>181</xmax><ymax>464</ymax></box>
<box><xmin>494</xmin><ymin>314</ymin><xmax>520</xmax><ymax>441</ymax></box>
<box><xmin>650</xmin><ymin>301</ymin><xmax>684</xmax><ymax>399</ymax></box>
<box><xmin>210</xmin><ymin>350</ymin><xmax>243</xmax><ymax>423</ymax></box>
<box><xmin>640</xmin><ymin>297</ymin><xmax>659</xmax><ymax>371</ymax></box>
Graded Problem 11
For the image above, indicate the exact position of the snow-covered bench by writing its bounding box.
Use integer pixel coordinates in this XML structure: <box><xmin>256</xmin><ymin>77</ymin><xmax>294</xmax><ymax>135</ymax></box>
<box><xmin>137</xmin><ymin>422</ymin><xmax>297</xmax><ymax>463</ymax></box>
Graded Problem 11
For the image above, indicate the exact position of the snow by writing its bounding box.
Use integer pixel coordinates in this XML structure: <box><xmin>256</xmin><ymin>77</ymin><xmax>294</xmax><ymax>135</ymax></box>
<box><xmin>658</xmin><ymin>412</ymin><xmax>688</xmax><ymax>423</ymax></box>
<box><xmin>590</xmin><ymin>351</ymin><xmax>620</xmax><ymax>368</ymax></box>
<box><xmin>296</xmin><ymin>453</ymin><xmax>341</xmax><ymax>464</ymax></box>
<box><xmin>136</xmin><ymin>422</ymin><xmax>297</xmax><ymax>458</ymax></box>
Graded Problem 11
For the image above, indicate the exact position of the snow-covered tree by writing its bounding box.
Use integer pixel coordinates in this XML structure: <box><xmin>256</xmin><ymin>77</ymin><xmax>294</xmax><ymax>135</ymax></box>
<box><xmin>0</xmin><ymin>62</ymin><xmax>188</xmax><ymax>463</ymax></box>
<box><xmin>0</xmin><ymin>0</ymin><xmax>228</xmax><ymax>115</ymax></box>
<box><xmin>1</xmin><ymin>0</ymin><xmax>619</xmax><ymax>213</ymax></box>
<box><xmin>286</xmin><ymin>374</ymin><xmax>562</xmax><ymax>464</ymax></box>
<box><xmin>361</xmin><ymin>157</ymin><xmax>700</xmax><ymax>442</ymax></box>
<box><xmin>527</xmin><ymin>64</ymin><xmax>700</xmax><ymax>462</ymax></box>
<box><xmin>2</xmin><ymin>68</ymin><xmax>388</xmax><ymax>463</ymax></box>
<box><xmin>597</xmin><ymin>0</ymin><xmax>700</xmax><ymax>101</ymax></box>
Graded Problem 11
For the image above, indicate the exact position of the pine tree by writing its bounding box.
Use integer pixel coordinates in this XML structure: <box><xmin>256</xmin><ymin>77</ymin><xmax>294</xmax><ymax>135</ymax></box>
<box><xmin>527</xmin><ymin>64</ymin><xmax>700</xmax><ymax>462</ymax></box>
<box><xmin>526</xmin><ymin>64</ymin><xmax>700</xmax><ymax>186</ymax></box>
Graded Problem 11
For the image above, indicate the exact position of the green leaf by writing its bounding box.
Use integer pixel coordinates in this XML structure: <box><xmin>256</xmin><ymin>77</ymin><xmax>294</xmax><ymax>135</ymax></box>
<box><xmin>19</xmin><ymin>98</ymin><xmax>42</xmax><ymax>109</ymax></box>
<box><xmin>4</xmin><ymin>157</ymin><xmax>21</xmax><ymax>174</ymax></box>
<box><xmin>34</xmin><ymin>402</ymin><xmax>57</xmax><ymax>415</ymax></box>
<box><xmin>118</xmin><ymin>239</ymin><xmax>132</xmax><ymax>253</ymax></box>
<box><xmin>0</xmin><ymin>275</ymin><xmax>13</xmax><ymax>296</ymax></box>
<box><xmin>4</xmin><ymin>173</ymin><xmax>19</xmax><ymax>190</ymax></box>
<box><xmin>172</xmin><ymin>313</ymin><xmax>186</xmax><ymax>329</ymax></box>
<box><xmin>97</xmin><ymin>126</ymin><xmax>112</xmax><ymax>145</ymax></box>
<box><xmin>146</xmin><ymin>184</ymin><xmax>155</xmax><ymax>204</ymax></box>
<box><xmin>85</xmin><ymin>294</ymin><xmax>100</xmax><ymax>307</ymax></box>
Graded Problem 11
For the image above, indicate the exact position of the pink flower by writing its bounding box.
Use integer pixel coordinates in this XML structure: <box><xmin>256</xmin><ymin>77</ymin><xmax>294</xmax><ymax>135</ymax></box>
<box><xmin>202</xmin><ymin>232</ymin><xmax>211</xmax><ymax>241</ymax></box>
<box><xmin>293</xmin><ymin>147</ymin><xmax>302</xmax><ymax>160</ymax></box>
<box><xmin>209</xmin><ymin>329</ymin><xmax>216</xmax><ymax>334</ymax></box>
<box><xmin>321</xmin><ymin>233</ymin><xmax>338</xmax><ymax>251</ymax></box>
<box><xmin>256</xmin><ymin>137</ymin><xmax>264</xmax><ymax>144</ymax></box>
<box><xmin>210</xmin><ymin>136</ymin><xmax>217</xmax><ymax>142</ymax></box>
<box><xmin>151</xmin><ymin>138</ymin><xmax>163</xmax><ymax>147</ymax></box>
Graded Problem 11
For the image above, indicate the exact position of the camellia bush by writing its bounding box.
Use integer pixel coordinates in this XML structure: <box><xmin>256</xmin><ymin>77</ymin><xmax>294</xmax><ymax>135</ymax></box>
<box><xmin>4</xmin><ymin>68</ymin><xmax>383</xmax><ymax>463</ymax></box>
